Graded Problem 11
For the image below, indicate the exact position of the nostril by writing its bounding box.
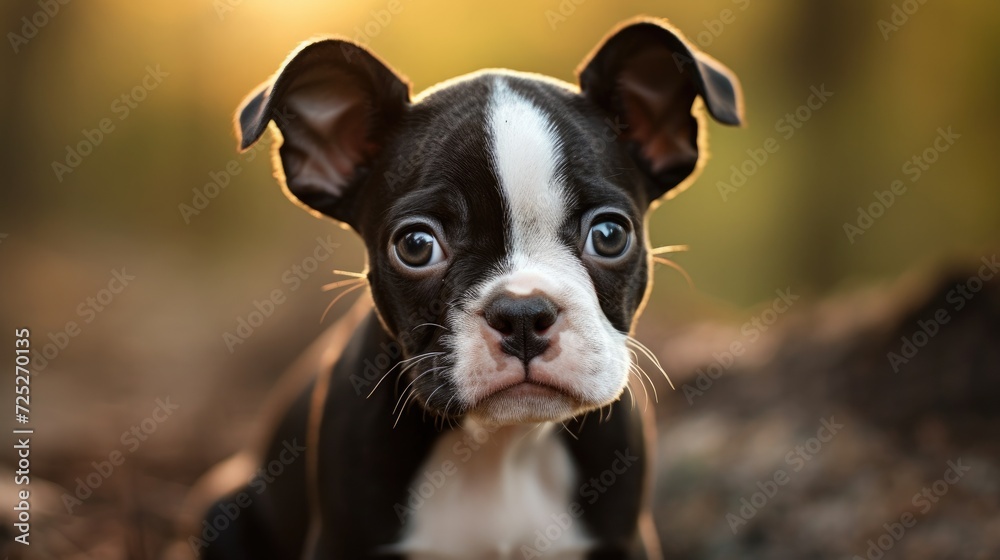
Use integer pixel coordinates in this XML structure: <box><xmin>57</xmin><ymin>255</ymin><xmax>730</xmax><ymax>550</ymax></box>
<box><xmin>484</xmin><ymin>306</ymin><xmax>514</xmax><ymax>336</ymax></box>
<box><xmin>530</xmin><ymin>298</ymin><xmax>559</xmax><ymax>334</ymax></box>
<box><xmin>491</xmin><ymin>317</ymin><xmax>514</xmax><ymax>336</ymax></box>
<box><xmin>533</xmin><ymin>313</ymin><xmax>555</xmax><ymax>333</ymax></box>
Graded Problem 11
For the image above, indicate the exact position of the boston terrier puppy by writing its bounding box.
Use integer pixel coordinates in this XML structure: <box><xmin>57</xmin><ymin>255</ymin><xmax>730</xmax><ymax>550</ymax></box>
<box><xmin>195</xmin><ymin>16</ymin><xmax>743</xmax><ymax>560</ymax></box>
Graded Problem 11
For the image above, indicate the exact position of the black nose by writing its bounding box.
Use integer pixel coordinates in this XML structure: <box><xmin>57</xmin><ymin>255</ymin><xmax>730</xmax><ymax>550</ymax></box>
<box><xmin>483</xmin><ymin>295</ymin><xmax>559</xmax><ymax>363</ymax></box>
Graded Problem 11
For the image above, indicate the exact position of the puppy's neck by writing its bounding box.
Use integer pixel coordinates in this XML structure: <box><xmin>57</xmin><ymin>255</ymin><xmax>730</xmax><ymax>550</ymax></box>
<box><xmin>458</xmin><ymin>417</ymin><xmax>559</xmax><ymax>453</ymax></box>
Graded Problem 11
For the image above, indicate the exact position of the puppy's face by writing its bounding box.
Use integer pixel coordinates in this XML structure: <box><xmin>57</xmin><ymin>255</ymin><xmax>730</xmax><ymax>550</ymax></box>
<box><xmin>364</xmin><ymin>75</ymin><xmax>650</xmax><ymax>424</ymax></box>
<box><xmin>237</xmin><ymin>18</ymin><xmax>742</xmax><ymax>425</ymax></box>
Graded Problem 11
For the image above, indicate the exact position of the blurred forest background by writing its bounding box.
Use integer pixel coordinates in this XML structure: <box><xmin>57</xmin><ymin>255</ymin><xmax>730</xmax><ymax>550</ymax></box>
<box><xmin>1</xmin><ymin>1</ymin><xmax>998</xmax><ymax>559</ymax></box>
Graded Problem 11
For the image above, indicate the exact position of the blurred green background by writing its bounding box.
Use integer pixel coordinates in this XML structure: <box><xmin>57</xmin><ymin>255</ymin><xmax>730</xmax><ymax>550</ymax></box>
<box><xmin>1</xmin><ymin>1</ymin><xmax>999</xmax><ymax>558</ymax></box>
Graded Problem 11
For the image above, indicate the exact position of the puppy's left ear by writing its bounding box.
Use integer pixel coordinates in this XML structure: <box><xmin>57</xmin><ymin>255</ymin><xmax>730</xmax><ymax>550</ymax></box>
<box><xmin>578</xmin><ymin>18</ymin><xmax>744</xmax><ymax>203</ymax></box>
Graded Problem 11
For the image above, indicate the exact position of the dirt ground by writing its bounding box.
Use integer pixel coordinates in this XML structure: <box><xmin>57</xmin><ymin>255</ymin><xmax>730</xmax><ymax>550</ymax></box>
<box><xmin>3</xmin><ymin>256</ymin><xmax>999</xmax><ymax>560</ymax></box>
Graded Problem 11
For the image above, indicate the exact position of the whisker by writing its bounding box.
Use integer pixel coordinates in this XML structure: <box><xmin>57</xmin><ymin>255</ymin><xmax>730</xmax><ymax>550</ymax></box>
<box><xmin>392</xmin><ymin>372</ymin><xmax>430</xmax><ymax>416</ymax></box>
<box><xmin>412</xmin><ymin>322</ymin><xmax>449</xmax><ymax>332</ymax></box>
<box><xmin>443</xmin><ymin>394</ymin><xmax>457</xmax><ymax>420</ymax></box>
<box><xmin>514</xmin><ymin>422</ymin><xmax>550</xmax><ymax>446</ymax></box>
<box><xmin>394</xmin><ymin>389</ymin><xmax>419</xmax><ymax>429</ymax></box>
<box><xmin>609</xmin><ymin>354</ymin><xmax>651</xmax><ymax>409</ymax></box>
<box><xmin>559</xmin><ymin>422</ymin><xmax>580</xmax><ymax>441</ymax></box>
<box><xmin>626</xmin><ymin>337</ymin><xmax>675</xmax><ymax>390</ymax></box>
<box><xmin>402</xmin><ymin>352</ymin><xmax>445</xmax><ymax>374</ymax></box>
<box><xmin>652</xmin><ymin>256</ymin><xmax>695</xmax><ymax>291</ymax></box>
<box><xmin>634</xmin><ymin>371</ymin><xmax>653</xmax><ymax>412</ymax></box>
<box><xmin>391</xmin><ymin>374</ymin><xmax>424</xmax><ymax>417</ymax></box>
<box><xmin>628</xmin><ymin>369</ymin><xmax>650</xmax><ymax>412</ymax></box>
<box><xmin>395</xmin><ymin>371</ymin><xmax>446</xmax><ymax>429</ymax></box>
<box><xmin>392</xmin><ymin>367</ymin><xmax>446</xmax><ymax>416</ymax></box>
<box><xmin>425</xmin><ymin>384</ymin><xmax>445</xmax><ymax>408</ymax></box>
<box><xmin>321</xmin><ymin>277</ymin><xmax>366</xmax><ymax>291</ymax></box>
<box><xmin>331</xmin><ymin>269</ymin><xmax>367</xmax><ymax>279</ymax></box>
<box><xmin>394</xmin><ymin>354</ymin><xmax>448</xmax><ymax>395</ymax></box>
<box><xmin>649</xmin><ymin>244</ymin><xmax>690</xmax><ymax>255</ymax></box>
<box><xmin>320</xmin><ymin>280</ymin><xmax>367</xmax><ymax>323</ymax></box>
<box><xmin>625</xmin><ymin>349</ymin><xmax>658</xmax><ymax>403</ymax></box>
<box><xmin>622</xmin><ymin>379</ymin><xmax>637</xmax><ymax>412</ymax></box>
<box><xmin>366</xmin><ymin>352</ymin><xmax>444</xmax><ymax>399</ymax></box>
<box><xmin>627</xmin><ymin>337</ymin><xmax>665</xmax><ymax>374</ymax></box>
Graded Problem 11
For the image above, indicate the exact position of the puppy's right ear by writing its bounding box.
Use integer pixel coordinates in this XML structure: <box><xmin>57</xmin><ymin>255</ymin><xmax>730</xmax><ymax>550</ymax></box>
<box><xmin>236</xmin><ymin>39</ymin><xmax>410</xmax><ymax>226</ymax></box>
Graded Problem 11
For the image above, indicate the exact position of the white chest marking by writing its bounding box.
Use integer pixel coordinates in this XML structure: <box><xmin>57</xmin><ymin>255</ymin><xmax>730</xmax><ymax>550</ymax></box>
<box><xmin>392</xmin><ymin>421</ymin><xmax>590</xmax><ymax>559</ymax></box>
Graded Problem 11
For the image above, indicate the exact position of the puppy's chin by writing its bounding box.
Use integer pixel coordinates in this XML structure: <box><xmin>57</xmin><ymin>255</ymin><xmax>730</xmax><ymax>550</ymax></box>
<box><xmin>465</xmin><ymin>383</ymin><xmax>587</xmax><ymax>426</ymax></box>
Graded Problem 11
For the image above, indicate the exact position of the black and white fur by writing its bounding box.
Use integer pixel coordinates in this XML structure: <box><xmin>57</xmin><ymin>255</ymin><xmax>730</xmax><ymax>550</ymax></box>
<box><xmin>195</xmin><ymin>17</ymin><xmax>743</xmax><ymax>560</ymax></box>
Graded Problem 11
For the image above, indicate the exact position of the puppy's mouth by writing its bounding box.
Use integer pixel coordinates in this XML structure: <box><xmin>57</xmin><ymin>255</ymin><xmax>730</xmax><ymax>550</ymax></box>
<box><xmin>461</xmin><ymin>372</ymin><xmax>590</xmax><ymax>426</ymax></box>
<box><xmin>472</xmin><ymin>377</ymin><xmax>582</xmax><ymax>409</ymax></box>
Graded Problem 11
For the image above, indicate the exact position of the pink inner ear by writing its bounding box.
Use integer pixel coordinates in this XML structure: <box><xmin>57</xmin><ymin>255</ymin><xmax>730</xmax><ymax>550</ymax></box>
<box><xmin>619</xmin><ymin>50</ymin><xmax>700</xmax><ymax>175</ymax></box>
<box><xmin>280</xmin><ymin>68</ymin><xmax>374</xmax><ymax>200</ymax></box>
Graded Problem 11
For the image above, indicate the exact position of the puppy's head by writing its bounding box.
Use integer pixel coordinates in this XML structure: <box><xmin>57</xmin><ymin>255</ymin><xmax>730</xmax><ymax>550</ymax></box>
<box><xmin>237</xmin><ymin>18</ymin><xmax>743</xmax><ymax>425</ymax></box>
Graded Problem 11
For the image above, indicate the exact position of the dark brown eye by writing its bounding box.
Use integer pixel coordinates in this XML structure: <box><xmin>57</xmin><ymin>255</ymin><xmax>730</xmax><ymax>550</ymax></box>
<box><xmin>585</xmin><ymin>219</ymin><xmax>630</xmax><ymax>258</ymax></box>
<box><xmin>394</xmin><ymin>230</ymin><xmax>442</xmax><ymax>267</ymax></box>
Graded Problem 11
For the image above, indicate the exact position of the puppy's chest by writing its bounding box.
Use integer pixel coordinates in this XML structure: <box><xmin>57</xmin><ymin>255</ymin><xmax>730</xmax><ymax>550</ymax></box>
<box><xmin>392</xmin><ymin>423</ymin><xmax>590</xmax><ymax>560</ymax></box>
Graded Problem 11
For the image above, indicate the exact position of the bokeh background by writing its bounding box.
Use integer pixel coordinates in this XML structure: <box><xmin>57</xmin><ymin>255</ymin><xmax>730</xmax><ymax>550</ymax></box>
<box><xmin>1</xmin><ymin>1</ymin><xmax>998</xmax><ymax>559</ymax></box>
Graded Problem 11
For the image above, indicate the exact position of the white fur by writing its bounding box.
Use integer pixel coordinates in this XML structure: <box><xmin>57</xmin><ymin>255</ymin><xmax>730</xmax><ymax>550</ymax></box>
<box><xmin>391</xmin><ymin>420</ymin><xmax>590</xmax><ymax>559</ymax></box>
<box><xmin>443</xmin><ymin>77</ymin><xmax>630</xmax><ymax>425</ymax></box>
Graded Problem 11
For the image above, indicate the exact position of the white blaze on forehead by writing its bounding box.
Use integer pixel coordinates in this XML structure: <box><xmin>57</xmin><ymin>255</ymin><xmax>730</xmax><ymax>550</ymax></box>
<box><xmin>439</xmin><ymin>76</ymin><xmax>631</xmax><ymax>421</ymax></box>
<box><xmin>487</xmin><ymin>78</ymin><xmax>569</xmax><ymax>259</ymax></box>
